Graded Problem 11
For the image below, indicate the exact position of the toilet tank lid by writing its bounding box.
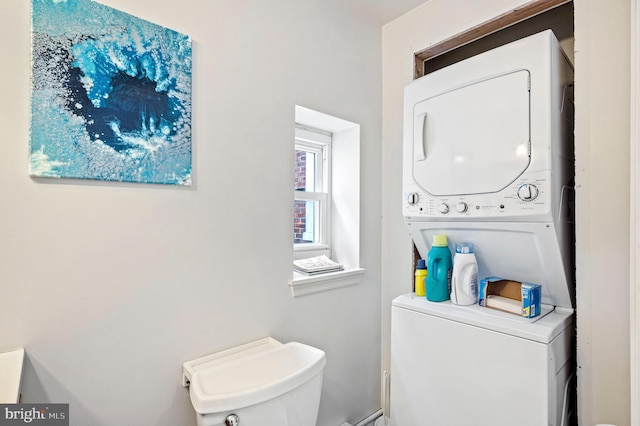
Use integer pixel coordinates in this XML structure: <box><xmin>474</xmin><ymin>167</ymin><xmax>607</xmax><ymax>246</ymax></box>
<box><xmin>186</xmin><ymin>339</ymin><xmax>326</xmax><ymax>414</ymax></box>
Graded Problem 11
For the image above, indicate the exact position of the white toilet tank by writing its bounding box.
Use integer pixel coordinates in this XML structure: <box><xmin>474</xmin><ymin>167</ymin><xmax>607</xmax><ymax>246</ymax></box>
<box><xmin>183</xmin><ymin>338</ymin><xmax>326</xmax><ymax>426</ymax></box>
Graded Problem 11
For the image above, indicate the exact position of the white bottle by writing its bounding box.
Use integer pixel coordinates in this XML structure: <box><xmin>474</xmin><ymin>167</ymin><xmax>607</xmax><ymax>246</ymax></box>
<box><xmin>450</xmin><ymin>242</ymin><xmax>478</xmax><ymax>305</ymax></box>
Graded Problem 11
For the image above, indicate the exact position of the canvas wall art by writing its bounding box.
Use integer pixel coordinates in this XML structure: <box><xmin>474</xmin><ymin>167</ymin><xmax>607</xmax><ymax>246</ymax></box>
<box><xmin>30</xmin><ymin>0</ymin><xmax>192</xmax><ymax>185</ymax></box>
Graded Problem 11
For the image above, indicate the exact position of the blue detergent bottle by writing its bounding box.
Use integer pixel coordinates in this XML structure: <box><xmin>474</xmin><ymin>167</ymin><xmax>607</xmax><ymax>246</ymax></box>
<box><xmin>426</xmin><ymin>235</ymin><xmax>453</xmax><ymax>302</ymax></box>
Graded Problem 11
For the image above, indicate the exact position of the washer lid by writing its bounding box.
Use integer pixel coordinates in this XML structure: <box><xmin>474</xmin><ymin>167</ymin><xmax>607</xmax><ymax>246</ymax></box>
<box><xmin>411</xmin><ymin>70</ymin><xmax>531</xmax><ymax>196</ymax></box>
<box><xmin>392</xmin><ymin>294</ymin><xmax>573</xmax><ymax>344</ymax></box>
<box><xmin>185</xmin><ymin>339</ymin><xmax>326</xmax><ymax>414</ymax></box>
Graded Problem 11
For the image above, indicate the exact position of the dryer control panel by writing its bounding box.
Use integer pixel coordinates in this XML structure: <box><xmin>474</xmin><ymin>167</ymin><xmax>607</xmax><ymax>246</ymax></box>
<box><xmin>403</xmin><ymin>171</ymin><xmax>551</xmax><ymax>220</ymax></box>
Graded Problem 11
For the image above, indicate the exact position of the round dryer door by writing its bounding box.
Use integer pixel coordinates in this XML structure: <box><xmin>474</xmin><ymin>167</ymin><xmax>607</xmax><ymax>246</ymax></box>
<box><xmin>411</xmin><ymin>69</ymin><xmax>531</xmax><ymax>196</ymax></box>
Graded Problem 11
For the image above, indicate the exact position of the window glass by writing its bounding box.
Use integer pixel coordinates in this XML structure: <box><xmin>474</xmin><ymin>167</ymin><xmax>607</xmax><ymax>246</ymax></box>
<box><xmin>294</xmin><ymin>149</ymin><xmax>317</xmax><ymax>192</ymax></box>
<box><xmin>294</xmin><ymin>199</ymin><xmax>318</xmax><ymax>244</ymax></box>
<box><xmin>293</xmin><ymin>126</ymin><xmax>330</xmax><ymax>252</ymax></box>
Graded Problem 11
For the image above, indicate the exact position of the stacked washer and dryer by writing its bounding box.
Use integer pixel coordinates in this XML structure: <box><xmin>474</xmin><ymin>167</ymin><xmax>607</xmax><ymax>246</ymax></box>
<box><xmin>390</xmin><ymin>30</ymin><xmax>576</xmax><ymax>425</ymax></box>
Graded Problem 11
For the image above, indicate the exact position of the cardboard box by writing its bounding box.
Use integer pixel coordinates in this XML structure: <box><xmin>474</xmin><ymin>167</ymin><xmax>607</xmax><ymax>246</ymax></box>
<box><xmin>478</xmin><ymin>277</ymin><xmax>541</xmax><ymax>318</ymax></box>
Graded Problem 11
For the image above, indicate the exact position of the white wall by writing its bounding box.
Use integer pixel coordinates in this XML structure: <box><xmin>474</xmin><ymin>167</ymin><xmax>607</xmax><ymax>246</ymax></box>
<box><xmin>382</xmin><ymin>1</ymin><xmax>631</xmax><ymax>425</ymax></box>
<box><xmin>0</xmin><ymin>1</ymin><xmax>382</xmax><ymax>425</ymax></box>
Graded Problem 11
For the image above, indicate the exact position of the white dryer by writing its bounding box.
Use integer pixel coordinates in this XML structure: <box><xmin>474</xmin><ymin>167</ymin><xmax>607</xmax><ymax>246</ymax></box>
<box><xmin>402</xmin><ymin>29</ymin><xmax>574</xmax><ymax>308</ymax></box>
<box><xmin>391</xmin><ymin>30</ymin><xmax>575</xmax><ymax>425</ymax></box>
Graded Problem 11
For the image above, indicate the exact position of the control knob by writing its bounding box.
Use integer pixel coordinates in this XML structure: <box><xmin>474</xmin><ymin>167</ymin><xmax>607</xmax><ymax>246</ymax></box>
<box><xmin>517</xmin><ymin>184</ymin><xmax>539</xmax><ymax>201</ymax></box>
<box><xmin>407</xmin><ymin>192</ymin><xmax>419</xmax><ymax>206</ymax></box>
<box><xmin>438</xmin><ymin>203</ymin><xmax>449</xmax><ymax>214</ymax></box>
<box><xmin>456</xmin><ymin>202</ymin><xmax>468</xmax><ymax>213</ymax></box>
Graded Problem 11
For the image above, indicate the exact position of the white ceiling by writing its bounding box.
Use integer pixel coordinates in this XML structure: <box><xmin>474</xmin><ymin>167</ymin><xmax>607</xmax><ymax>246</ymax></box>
<box><xmin>346</xmin><ymin>0</ymin><xmax>429</xmax><ymax>24</ymax></box>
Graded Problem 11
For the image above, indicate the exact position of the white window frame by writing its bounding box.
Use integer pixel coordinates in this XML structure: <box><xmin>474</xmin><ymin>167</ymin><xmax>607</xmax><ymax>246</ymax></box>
<box><xmin>294</xmin><ymin>125</ymin><xmax>332</xmax><ymax>259</ymax></box>
<box><xmin>290</xmin><ymin>105</ymin><xmax>364</xmax><ymax>297</ymax></box>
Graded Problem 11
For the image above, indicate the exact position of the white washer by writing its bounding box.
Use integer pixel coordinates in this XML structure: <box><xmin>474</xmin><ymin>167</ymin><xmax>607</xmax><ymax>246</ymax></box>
<box><xmin>390</xmin><ymin>294</ymin><xmax>574</xmax><ymax>426</ymax></box>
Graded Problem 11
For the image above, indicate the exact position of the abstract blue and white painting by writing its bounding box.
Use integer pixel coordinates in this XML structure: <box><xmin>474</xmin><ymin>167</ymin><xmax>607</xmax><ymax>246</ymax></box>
<box><xmin>30</xmin><ymin>0</ymin><xmax>192</xmax><ymax>185</ymax></box>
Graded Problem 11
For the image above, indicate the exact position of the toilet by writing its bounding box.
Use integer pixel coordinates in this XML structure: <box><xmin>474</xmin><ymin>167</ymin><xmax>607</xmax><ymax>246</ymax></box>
<box><xmin>183</xmin><ymin>337</ymin><xmax>326</xmax><ymax>426</ymax></box>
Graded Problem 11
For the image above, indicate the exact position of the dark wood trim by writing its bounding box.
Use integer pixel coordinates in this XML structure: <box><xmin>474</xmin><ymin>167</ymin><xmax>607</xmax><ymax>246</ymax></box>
<box><xmin>414</xmin><ymin>0</ymin><xmax>571</xmax><ymax>78</ymax></box>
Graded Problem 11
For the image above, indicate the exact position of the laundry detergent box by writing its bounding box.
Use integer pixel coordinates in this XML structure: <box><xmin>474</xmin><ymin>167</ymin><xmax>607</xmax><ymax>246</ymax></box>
<box><xmin>478</xmin><ymin>277</ymin><xmax>541</xmax><ymax>318</ymax></box>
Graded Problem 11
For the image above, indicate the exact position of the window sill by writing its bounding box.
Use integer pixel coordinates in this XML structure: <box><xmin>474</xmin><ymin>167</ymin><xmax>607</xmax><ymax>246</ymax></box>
<box><xmin>289</xmin><ymin>268</ymin><xmax>365</xmax><ymax>297</ymax></box>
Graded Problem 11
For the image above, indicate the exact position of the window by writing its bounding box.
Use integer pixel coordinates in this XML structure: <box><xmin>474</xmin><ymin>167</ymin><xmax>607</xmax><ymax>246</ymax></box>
<box><xmin>290</xmin><ymin>105</ymin><xmax>364</xmax><ymax>297</ymax></box>
<box><xmin>294</xmin><ymin>126</ymin><xmax>331</xmax><ymax>258</ymax></box>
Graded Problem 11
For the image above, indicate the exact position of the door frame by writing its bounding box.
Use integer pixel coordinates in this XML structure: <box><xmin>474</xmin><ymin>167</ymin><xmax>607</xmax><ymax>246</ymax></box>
<box><xmin>413</xmin><ymin>0</ymin><xmax>571</xmax><ymax>78</ymax></box>
<box><xmin>630</xmin><ymin>0</ymin><xmax>639</xmax><ymax>424</ymax></box>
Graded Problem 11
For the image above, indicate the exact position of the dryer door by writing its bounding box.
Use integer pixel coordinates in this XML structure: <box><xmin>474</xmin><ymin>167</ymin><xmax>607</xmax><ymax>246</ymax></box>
<box><xmin>411</xmin><ymin>69</ymin><xmax>531</xmax><ymax>196</ymax></box>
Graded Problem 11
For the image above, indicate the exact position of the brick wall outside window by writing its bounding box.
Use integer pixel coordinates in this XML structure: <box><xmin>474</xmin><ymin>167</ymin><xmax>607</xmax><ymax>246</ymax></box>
<box><xmin>294</xmin><ymin>150</ymin><xmax>310</xmax><ymax>243</ymax></box>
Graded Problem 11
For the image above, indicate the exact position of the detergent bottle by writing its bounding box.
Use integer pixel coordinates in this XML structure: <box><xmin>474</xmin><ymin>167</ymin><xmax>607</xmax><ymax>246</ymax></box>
<box><xmin>414</xmin><ymin>259</ymin><xmax>427</xmax><ymax>297</ymax></box>
<box><xmin>426</xmin><ymin>235</ymin><xmax>452</xmax><ymax>302</ymax></box>
<box><xmin>450</xmin><ymin>242</ymin><xmax>479</xmax><ymax>305</ymax></box>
